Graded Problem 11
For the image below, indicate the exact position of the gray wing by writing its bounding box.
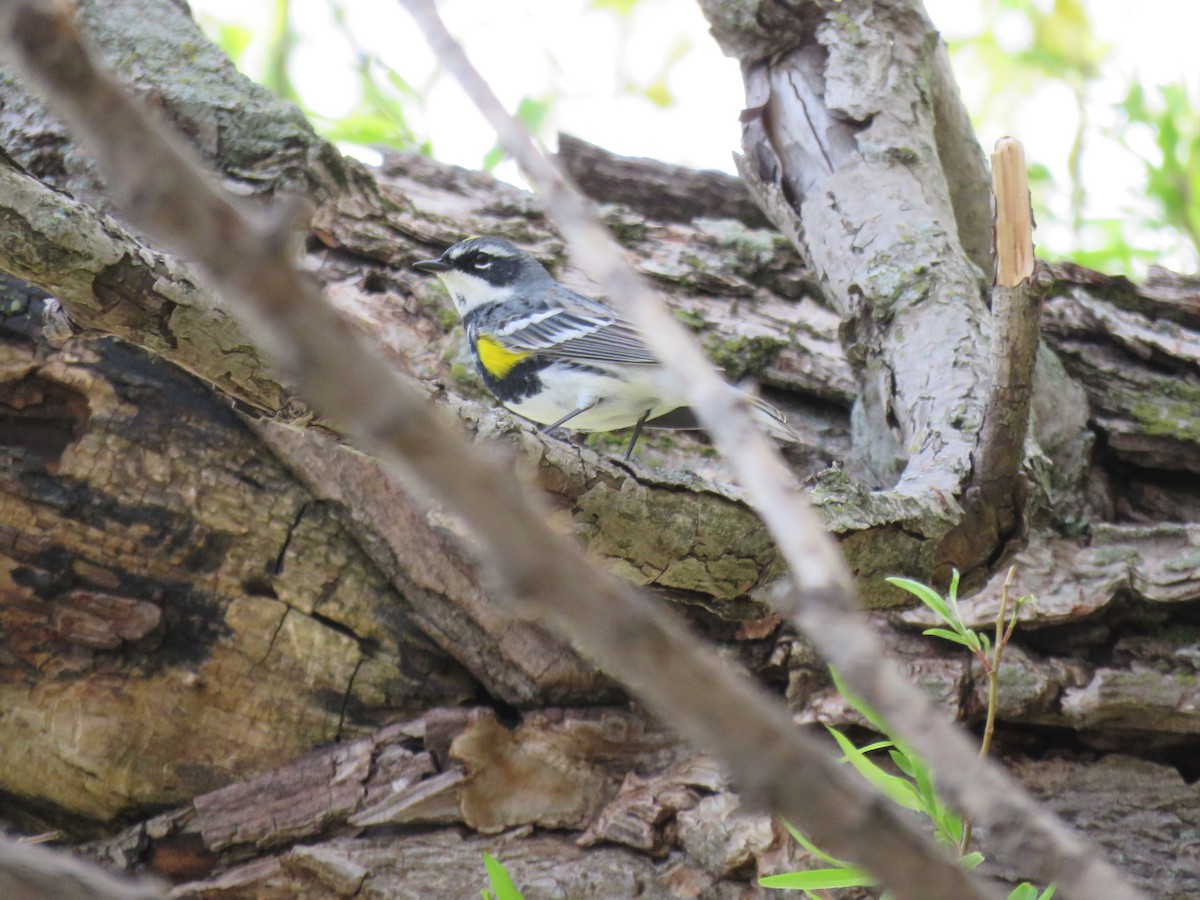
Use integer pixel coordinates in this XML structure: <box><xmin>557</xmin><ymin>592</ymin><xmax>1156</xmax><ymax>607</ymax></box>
<box><xmin>494</xmin><ymin>285</ymin><xmax>660</xmax><ymax>365</ymax></box>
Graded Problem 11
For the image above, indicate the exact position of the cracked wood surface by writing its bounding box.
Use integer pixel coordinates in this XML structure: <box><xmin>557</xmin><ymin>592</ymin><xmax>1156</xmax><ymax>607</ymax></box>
<box><xmin>0</xmin><ymin>279</ymin><xmax>476</xmax><ymax>821</ymax></box>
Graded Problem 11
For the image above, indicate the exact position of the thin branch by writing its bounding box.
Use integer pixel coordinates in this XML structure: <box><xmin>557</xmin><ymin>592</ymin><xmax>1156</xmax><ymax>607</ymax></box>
<box><xmin>0</xmin><ymin>838</ymin><xmax>162</xmax><ymax>900</ymax></box>
<box><xmin>0</xmin><ymin>3</ymin><xmax>994</xmax><ymax>899</ymax></box>
<box><xmin>394</xmin><ymin>3</ymin><xmax>1144</xmax><ymax>899</ymax></box>
<box><xmin>955</xmin><ymin>138</ymin><xmax>1051</xmax><ymax>554</ymax></box>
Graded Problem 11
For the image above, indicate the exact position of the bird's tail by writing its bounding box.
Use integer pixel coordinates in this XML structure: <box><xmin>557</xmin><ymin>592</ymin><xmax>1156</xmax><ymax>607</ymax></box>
<box><xmin>749</xmin><ymin>394</ymin><xmax>800</xmax><ymax>443</ymax></box>
<box><xmin>642</xmin><ymin>389</ymin><xmax>799</xmax><ymax>444</ymax></box>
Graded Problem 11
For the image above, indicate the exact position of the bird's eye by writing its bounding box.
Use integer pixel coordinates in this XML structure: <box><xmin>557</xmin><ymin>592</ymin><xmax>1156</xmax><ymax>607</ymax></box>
<box><xmin>473</xmin><ymin>252</ymin><xmax>492</xmax><ymax>270</ymax></box>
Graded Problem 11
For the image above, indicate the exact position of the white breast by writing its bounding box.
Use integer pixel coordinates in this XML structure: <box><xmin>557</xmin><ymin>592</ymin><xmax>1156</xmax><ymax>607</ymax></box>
<box><xmin>505</xmin><ymin>362</ymin><xmax>688</xmax><ymax>432</ymax></box>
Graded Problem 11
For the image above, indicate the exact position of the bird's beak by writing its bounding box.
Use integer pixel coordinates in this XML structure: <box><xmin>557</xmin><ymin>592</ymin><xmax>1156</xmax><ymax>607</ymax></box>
<box><xmin>412</xmin><ymin>256</ymin><xmax>451</xmax><ymax>274</ymax></box>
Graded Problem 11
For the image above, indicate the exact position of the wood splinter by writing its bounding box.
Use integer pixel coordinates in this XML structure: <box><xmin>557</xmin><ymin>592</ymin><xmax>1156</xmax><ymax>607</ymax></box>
<box><xmin>957</xmin><ymin>137</ymin><xmax>1053</xmax><ymax>565</ymax></box>
<box><xmin>992</xmin><ymin>137</ymin><xmax>1036</xmax><ymax>288</ymax></box>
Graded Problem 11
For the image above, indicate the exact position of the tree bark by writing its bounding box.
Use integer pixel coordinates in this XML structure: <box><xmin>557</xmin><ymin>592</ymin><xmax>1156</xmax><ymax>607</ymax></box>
<box><xmin>0</xmin><ymin>0</ymin><xmax>1197</xmax><ymax>896</ymax></box>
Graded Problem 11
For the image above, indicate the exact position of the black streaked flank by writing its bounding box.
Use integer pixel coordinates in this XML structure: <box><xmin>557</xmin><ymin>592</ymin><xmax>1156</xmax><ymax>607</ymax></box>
<box><xmin>477</xmin><ymin>353</ymin><xmax>551</xmax><ymax>403</ymax></box>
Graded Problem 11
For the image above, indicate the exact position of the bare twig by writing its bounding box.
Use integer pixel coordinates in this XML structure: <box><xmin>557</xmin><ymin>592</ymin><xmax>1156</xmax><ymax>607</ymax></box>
<box><xmin>981</xmin><ymin>566</ymin><xmax>1019</xmax><ymax>764</ymax></box>
<box><xmin>396</xmin><ymin>3</ymin><xmax>1144</xmax><ymax>898</ymax></box>
<box><xmin>960</xmin><ymin>564</ymin><xmax>1019</xmax><ymax>856</ymax></box>
<box><xmin>0</xmin><ymin>838</ymin><xmax>162</xmax><ymax>900</ymax></box>
<box><xmin>976</xmin><ymin>138</ymin><xmax>1049</xmax><ymax>503</ymax></box>
<box><xmin>945</xmin><ymin>138</ymin><xmax>1052</xmax><ymax>571</ymax></box>
<box><xmin>0</xmin><ymin>3</ymin><xmax>995</xmax><ymax>899</ymax></box>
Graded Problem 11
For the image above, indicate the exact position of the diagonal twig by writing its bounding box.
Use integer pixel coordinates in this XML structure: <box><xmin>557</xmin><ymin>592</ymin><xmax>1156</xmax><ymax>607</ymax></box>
<box><xmin>942</xmin><ymin>137</ymin><xmax>1053</xmax><ymax>572</ymax></box>
<box><xmin>0</xmin><ymin>838</ymin><xmax>162</xmax><ymax>900</ymax></box>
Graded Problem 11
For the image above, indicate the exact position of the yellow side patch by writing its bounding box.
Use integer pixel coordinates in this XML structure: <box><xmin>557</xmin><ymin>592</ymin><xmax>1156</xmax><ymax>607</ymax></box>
<box><xmin>476</xmin><ymin>335</ymin><xmax>531</xmax><ymax>379</ymax></box>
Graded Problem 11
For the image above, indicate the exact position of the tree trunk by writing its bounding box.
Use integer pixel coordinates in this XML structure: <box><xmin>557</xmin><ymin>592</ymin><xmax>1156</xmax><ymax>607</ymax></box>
<box><xmin>0</xmin><ymin>0</ymin><xmax>1197</xmax><ymax>896</ymax></box>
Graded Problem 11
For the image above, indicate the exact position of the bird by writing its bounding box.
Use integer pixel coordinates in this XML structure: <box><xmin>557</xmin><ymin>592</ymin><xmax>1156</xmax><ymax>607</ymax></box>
<box><xmin>413</xmin><ymin>236</ymin><xmax>798</xmax><ymax>460</ymax></box>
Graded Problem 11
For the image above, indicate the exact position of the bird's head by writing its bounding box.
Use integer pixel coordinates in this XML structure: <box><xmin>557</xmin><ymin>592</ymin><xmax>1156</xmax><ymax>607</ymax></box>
<box><xmin>413</xmin><ymin>236</ymin><xmax>551</xmax><ymax>317</ymax></box>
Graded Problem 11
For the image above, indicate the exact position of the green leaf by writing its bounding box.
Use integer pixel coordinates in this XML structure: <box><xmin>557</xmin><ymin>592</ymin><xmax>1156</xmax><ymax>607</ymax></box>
<box><xmin>857</xmin><ymin>740</ymin><xmax>895</xmax><ymax>755</ymax></box>
<box><xmin>885</xmin><ymin>577</ymin><xmax>953</xmax><ymax>624</ymax></box>
<box><xmin>961</xmin><ymin>851</ymin><xmax>986</xmax><ymax>870</ymax></box>
<box><xmin>515</xmin><ymin>96</ymin><xmax>553</xmax><ymax>133</ymax></box>
<box><xmin>781</xmin><ymin>822</ymin><xmax>854</xmax><ymax>869</ymax></box>
<box><xmin>482</xmin><ymin>852</ymin><xmax>524</xmax><ymax>900</ymax></box>
<box><xmin>482</xmin><ymin>144</ymin><xmax>507</xmax><ymax>172</ymax></box>
<box><xmin>1007</xmin><ymin>880</ymin><xmax>1056</xmax><ymax>900</ymax></box>
<box><xmin>905</xmin><ymin>751</ymin><xmax>940</xmax><ymax>815</ymax></box>
<box><xmin>760</xmin><ymin>867</ymin><xmax>880</xmax><ymax>890</ymax></box>
<box><xmin>588</xmin><ymin>0</ymin><xmax>640</xmax><ymax>15</ymax></box>
<box><xmin>931</xmin><ymin>806</ymin><xmax>964</xmax><ymax>846</ymax></box>
<box><xmin>483</xmin><ymin>96</ymin><xmax>553</xmax><ymax>171</ymax></box>
<box><xmin>203</xmin><ymin>20</ymin><xmax>255</xmax><ymax>67</ymax></box>
<box><xmin>923</xmin><ymin>627</ymin><xmax>973</xmax><ymax>647</ymax></box>
<box><xmin>323</xmin><ymin>111</ymin><xmax>409</xmax><ymax>147</ymax></box>
<box><xmin>642</xmin><ymin>79</ymin><xmax>673</xmax><ymax>109</ymax></box>
<box><xmin>888</xmin><ymin>748</ymin><xmax>916</xmax><ymax>777</ymax></box>
<box><xmin>827</xmin><ymin>727</ymin><xmax>924</xmax><ymax>812</ymax></box>
<box><xmin>828</xmin><ymin>667</ymin><xmax>891</xmax><ymax>737</ymax></box>
<box><xmin>384</xmin><ymin>68</ymin><xmax>419</xmax><ymax>99</ymax></box>
<box><xmin>945</xmin><ymin>569</ymin><xmax>967</xmax><ymax>625</ymax></box>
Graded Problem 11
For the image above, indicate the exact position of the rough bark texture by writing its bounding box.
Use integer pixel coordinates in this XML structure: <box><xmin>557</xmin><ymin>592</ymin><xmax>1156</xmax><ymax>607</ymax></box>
<box><xmin>701</xmin><ymin>0</ymin><xmax>997</xmax><ymax>495</ymax></box>
<box><xmin>699</xmin><ymin>0</ymin><xmax>1094</xmax><ymax>582</ymax></box>
<box><xmin>0</xmin><ymin>0</ymin><xmax>1198</xmax><ymax>897</ymax></box>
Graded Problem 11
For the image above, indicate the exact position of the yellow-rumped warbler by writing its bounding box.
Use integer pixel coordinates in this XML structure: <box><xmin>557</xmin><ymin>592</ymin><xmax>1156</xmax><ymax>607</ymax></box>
<box><xmin>414</xmin><ymin>236</ymin><xmax>798</xmax><ymax>459</ymax></box>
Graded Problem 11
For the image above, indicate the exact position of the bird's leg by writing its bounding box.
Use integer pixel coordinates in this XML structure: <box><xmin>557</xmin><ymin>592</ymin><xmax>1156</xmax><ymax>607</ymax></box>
<box><xmin>623</xmin><ymin>410</ymin><xmax>652</xmax><ymax>461</ymax></box>
<box><xmin>540</xmin><ymin>400</ymin><xmax>597</xmax><ymax>433</ymax></box>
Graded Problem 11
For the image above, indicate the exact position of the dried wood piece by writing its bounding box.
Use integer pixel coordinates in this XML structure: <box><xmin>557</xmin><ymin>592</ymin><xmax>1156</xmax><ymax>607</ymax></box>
<box><xmin>578</xmin><ymin>755</ymin><xmax>725</xmax><ymax>856</ymax></box>
<box><xmin>0</xmin><ymin>325</ymin><xmax>474</xmax><ymax>820</ymax></box>
<box><xmin>450</xmin><ymin>709</ymin><xmax>683</xmax><ymax>834</ymax></box>
<box><xmin>1044</xmin><ymin>288</ymin><xmax>1200</xmax><ymax>473</ymax></box>
<box><xmin>348</xmin><ymin>769</ymin><xmax>464</xmax><ymax>828</ymax></box>
<box><xmin>196</xmin><ymin>742</ymin><xmax>379</xmax><ymax>851</ymax></box>
<box><xmin>1010</xmin><ymin>756</ymin><xmax>1200</xmax><ymax>899</ymax></box>
<box><xmin>192</xmin><ymin>720</ymin><xmax>465</xmax><ymax>852</ymax></box>
<box><xmin>904</xmin><ymin>524</ymin><xmax>1200</xmax><ymax>630</ymax></box>
<box><xmin>1060</xmin><ymin>666</ymin><xmax>1200</xmax><ymax>734</ymax></box>
<box><xmin>676</xmin><ymin>791</ymin><xmax>779</xmax><ymax>878</ymax></box>
<box><xmin>557</xmin><ymin>132</ymin><xmax>772</xmax><ymax>228</ymax></box>
<box><xmin>50</xmin><ymin>590</ymin><xmax>162</xmax><ymax>649</ymax></box>
<box><xmin>79</xmin><ymin>718</ymin><xmax>468</xmax><ymax>875</ymax></box>
<box><xmin>992</xmin><ymin>138</ymin><xmax>1036</xmax><ymax>288</ymax></box>
<box><xmin>172</xmin><ymin>830</ymin><xmax>678</xmax><ymax>900</ymax></box>
<box><xmin>1050</xmin><ymin>262</ymin><xmax>1200</xmax><ymax>331</ymax></box>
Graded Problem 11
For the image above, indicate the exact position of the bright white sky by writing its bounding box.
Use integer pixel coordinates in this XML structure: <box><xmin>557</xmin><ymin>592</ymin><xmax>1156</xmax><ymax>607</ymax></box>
<box><xmin>191</xmin><ymin>0</ymin><xmax>1200</xmax><ymax>274</ymax></box>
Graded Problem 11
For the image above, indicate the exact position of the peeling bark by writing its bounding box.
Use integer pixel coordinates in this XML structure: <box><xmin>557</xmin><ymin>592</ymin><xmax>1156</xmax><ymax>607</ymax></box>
<box><xmin>703</xmin><ymin>0</ymin><xmax>997</xmax><ymax>497</ymax></box>
<box><xmin>0</xmin><ymin>279</ymin><xmax>475</xmax><ymax>822</ymax></box>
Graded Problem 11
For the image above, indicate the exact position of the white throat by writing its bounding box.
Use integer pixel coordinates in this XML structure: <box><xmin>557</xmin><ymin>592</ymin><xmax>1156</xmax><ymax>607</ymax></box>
<box><xmin>436</xmin><ymin>270</ymin><xmax>514</xmax><ymax>317</ymax></box>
